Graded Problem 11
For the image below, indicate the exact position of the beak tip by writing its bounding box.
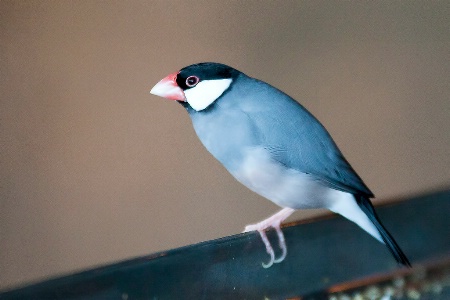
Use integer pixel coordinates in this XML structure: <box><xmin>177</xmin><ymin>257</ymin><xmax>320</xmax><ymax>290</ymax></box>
<box><xmin>149</xmin><ymin>82</ymin><xmax>167</xmax><ymax>98</ymax></box>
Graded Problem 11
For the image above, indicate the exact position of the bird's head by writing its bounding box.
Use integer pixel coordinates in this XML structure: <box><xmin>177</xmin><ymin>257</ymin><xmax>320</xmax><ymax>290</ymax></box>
<box><xmin>150</xmin><ymin>62</ymin><xmax>239</xmax><ymax>111</ymax></box>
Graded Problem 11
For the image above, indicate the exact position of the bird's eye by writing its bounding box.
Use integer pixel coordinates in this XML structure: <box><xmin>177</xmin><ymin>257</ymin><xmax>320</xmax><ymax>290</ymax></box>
<box><xmin>186</xmin><ymin>76</ymin><xmax>199</xmax><ymax>87</ymax></box>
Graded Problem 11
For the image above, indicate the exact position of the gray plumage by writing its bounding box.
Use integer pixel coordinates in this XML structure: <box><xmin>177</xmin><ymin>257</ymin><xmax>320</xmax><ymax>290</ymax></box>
<box><xmin>152</xmin><ymin>62</ymin><xmax>411</xmax><ymax>267</ymax></box>
<box><xmin>183</xmin><ymin>73</ymin><xmax>373</xmax><ymax>198</ymax></box>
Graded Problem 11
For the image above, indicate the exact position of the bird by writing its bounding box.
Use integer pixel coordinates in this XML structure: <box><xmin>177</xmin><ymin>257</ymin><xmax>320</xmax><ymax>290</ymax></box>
<box><xmin>150</xmin><ymin>62</ymin><xmax>411</xmax><ymax>268</ymax></box>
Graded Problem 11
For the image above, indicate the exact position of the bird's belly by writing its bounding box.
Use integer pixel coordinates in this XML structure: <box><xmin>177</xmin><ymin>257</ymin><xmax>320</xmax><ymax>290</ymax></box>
<box><xmin>230</xmin><ymin>147</ymin><xmax>335</xmax><ymax>209</ymax></box>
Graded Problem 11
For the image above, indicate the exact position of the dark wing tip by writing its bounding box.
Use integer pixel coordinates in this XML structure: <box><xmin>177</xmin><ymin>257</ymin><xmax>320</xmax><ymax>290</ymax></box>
<box><xmin>355</xmin><ymin>195</ymin><xmax>412</xmax><ymax>267</ymax></box>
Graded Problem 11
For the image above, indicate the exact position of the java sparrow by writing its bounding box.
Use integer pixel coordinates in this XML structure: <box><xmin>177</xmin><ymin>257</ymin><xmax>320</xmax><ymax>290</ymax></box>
<box><xmin>150</xmin><ymin>62</ymin><xmax>411</xmax><ymax>268</ymax></box>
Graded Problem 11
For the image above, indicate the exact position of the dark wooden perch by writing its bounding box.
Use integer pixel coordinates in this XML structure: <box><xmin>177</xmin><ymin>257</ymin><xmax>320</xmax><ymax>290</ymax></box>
<box><xmin>1</xmin><ymin>189</ymin><xmax>449</xmax><ymax>299</ymax></box>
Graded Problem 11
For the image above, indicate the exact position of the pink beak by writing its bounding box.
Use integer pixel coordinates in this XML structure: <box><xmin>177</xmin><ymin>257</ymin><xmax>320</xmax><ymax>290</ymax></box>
<box><xmin>150</xmin><ymin>71</ymin><xmax>186</xmax><ymax>101</ymax></box>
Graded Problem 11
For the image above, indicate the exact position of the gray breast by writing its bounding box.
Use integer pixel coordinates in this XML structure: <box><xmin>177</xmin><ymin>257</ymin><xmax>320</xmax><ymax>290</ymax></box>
<box><xmin>188</xmin><ymin>98</ymin><xmax>261</xmax><ymax>172</ymax></box>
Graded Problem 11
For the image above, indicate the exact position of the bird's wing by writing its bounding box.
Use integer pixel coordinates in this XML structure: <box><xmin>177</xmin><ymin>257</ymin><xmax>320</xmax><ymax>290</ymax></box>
<box><xmin>242</xmin><ymin>79</ymin><xmax>374</xmax><ymax>197</ymax></box>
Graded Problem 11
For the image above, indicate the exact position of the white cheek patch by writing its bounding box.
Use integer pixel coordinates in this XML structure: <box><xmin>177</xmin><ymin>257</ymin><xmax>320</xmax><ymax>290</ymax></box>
<box><xmin>184</xmin><ymin>79</ymin><xmax>232</xmax><ymax>111</ymax></box>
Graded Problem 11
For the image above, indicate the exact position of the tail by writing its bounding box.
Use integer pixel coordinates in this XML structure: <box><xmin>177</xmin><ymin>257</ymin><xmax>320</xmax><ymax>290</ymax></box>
<box><xmin>354</xmin><ymin>195</ymin><xmax>411</xmax><ymax>267</ymax></box>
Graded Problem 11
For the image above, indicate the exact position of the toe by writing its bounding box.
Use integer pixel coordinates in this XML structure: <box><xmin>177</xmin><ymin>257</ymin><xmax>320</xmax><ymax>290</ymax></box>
<box><xmin>273</xmin><ymin>226</ymin><xmax>287</xmax><ymax>263</ymax></box>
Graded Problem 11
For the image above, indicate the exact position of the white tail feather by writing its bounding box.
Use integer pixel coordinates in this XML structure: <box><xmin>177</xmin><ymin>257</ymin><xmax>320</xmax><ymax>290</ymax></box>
<box><xmin>328</xmin><ymin>191</ymin><xmax>383</xmax><ymax>243</ymax></box>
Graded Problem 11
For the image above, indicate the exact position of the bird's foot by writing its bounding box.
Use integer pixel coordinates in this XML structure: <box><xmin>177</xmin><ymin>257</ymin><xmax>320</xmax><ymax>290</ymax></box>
<box><xmin>243</xmin><ymin>207</ymin><xmax>295</xmax><ymax>268</ymax></box>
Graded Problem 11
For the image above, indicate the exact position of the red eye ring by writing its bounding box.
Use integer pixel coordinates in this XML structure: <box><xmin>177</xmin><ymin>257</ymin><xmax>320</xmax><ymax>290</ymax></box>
<box><xmin>186</xmin><ymin>76</ymin><xmax>199</xmax><ymax>87</ymax></box>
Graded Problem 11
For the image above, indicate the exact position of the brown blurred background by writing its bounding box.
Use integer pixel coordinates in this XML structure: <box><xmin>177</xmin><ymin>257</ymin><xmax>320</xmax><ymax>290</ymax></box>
<box><xmin>1</xmin><ymin>0</ymin><xmax>449</xmax><ymax>290</ymax></box>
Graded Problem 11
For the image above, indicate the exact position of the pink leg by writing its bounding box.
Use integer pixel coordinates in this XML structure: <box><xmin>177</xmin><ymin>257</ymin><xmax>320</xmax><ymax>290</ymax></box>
<box><xmin>243</xmin><ymin>208</ymin><xmax>295</xmax><ymax>268</ymax></box>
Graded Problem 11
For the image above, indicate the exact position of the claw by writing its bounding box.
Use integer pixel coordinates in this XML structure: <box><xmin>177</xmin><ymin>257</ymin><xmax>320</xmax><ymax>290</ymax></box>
<box><xmin>262</xmin><ymin>258</ymin><xmax>274</xmax><ymax>269</ymax></box>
